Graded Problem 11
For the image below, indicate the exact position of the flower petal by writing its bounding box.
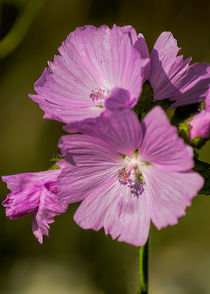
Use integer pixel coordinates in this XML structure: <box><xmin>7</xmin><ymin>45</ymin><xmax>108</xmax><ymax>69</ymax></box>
<box><xmin>32</xmin><ymin>180</ymin><xmax>67</xmax><ymax>244</ymax></box>
<box><xmin>142</xmin><ymin>165</ymin><xmax>204</xmax><ymax>229</ymax></box>
<box><xmin>64</xmin><ymin>109</ymin><xmax>143</xmax><ymax>157</ymax></box>
<box><xmin>205</xmin><ymin>92</ymin><xmax>210</xmax><ymax>111</ymax></box>
<box><xmin>134</xmin><ymin>33</ymin><xmax>151</xmax><ymax>81</ymax></box>
<box><xmin>105</xmin><ymin>88</ymin><xmax>132</xmax><ymax>110</ymax></box>
<box><xmin>188</xmin><ymin>110</ymin><xmax>210</xmax><ymax>139</ymax></box>
<box><xmin>58</xmin><ymin>134</ymin><xmax>122</xmax><ymax>203</ymax></box>
<box><xmin>74</xmin><ymin>178</ymin><xmax>150</xmax><ymax>246</ymax></box>
<box><xmin>149</xmin><ymin>32</ymin><xmax>210</xmax><ymax>107</ymax></box>
<box><xmin>140</xmin><ymin>106</ymin><xmax>194</xmax><ymax>171</ymax></box>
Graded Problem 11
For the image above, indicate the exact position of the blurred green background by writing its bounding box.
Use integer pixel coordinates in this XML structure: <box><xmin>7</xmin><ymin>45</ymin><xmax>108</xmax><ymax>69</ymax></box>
<box><xmin>0</xmin><ymin>0</ymin><xmax>210</xmax><ymax>293</ymax></box>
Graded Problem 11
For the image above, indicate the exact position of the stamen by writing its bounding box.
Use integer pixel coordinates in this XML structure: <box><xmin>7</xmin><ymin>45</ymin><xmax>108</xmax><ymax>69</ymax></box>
<box><xmin>118</xmin><ymin>151</ymin><xmax>148</xmax><ymax>197</ymax></box>
<box><xmin>118</xmin><ymin>169</ymin><xmax>144</xmax><ymax>197</ymax></box>
<box><xmin>129</xmin><ymin>180</ymin><xmax>144</xmax><ymax>197</ymax></box>
<box><xmin>90</xmin><ymin>87</ymin><xmax>108</xmax><ymax>107</ymax></box>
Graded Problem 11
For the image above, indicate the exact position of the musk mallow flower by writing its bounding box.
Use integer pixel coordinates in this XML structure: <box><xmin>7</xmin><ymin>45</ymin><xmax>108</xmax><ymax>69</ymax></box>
<box><xmin>148</xmin><ymin>32</ymin><xmax>210</xmax><ymax>107</ymax></box>
<box><xmin>2</xmin><ymin>168</ymin><xmax>67</xmax><ymax>243</ymax></box>
<box><xmin>29</xmin><ymin>24</ymin><xmax>149</xmax><ymax>124</ymax></box>
<box><xmin>58</xmin><ymin>104</ymin><xmax>204</xmax><ymax>246</ymax></box>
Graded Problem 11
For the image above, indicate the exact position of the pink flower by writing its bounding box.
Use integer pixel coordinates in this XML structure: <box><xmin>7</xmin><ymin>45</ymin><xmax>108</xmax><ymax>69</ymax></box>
<box><xmin>29</xmin><ymin>25</ymin><xmax>149</xmax><ymax>124</ymax></box>
<box><xmin>188</xmin><ymin>92</ymin><xmax>210</xmax><ymax>139</ymax></box>
<box><xmin>58</xmin><ymin>102</ymin><xmax>203</xmax><ymax>246</ymax></box>
<box><xmin>188</xmin><ymin>110</ymin><xmax>210</xmax><ymax>139</ymax></box>
<box><xmin>148</xmin><ymin>32</ymin><xmax>210</xmax><ymax>107</ymax></box>
<box><xmin>2</xmin><ymin>169</ymin><xmax>67</xmax><ymax>243</ymax></box>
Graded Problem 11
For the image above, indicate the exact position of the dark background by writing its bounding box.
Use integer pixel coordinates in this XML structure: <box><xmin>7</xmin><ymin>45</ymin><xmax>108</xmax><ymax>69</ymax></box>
<box><xmin>0</xmin><ymin>0</ymin><xmax>210</xmax><ymax>293</ymax></box>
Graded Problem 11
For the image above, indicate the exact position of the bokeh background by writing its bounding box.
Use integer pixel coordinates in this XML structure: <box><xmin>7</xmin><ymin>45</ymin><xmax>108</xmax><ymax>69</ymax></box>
<box><xmin>0</xmin><ymin>0</ymin><xmax>210</xmax><ymax>293</ymax></box>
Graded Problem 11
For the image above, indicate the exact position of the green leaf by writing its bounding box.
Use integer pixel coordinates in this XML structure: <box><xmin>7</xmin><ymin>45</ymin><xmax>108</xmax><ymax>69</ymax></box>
<box><xmin>194</xmin><ymin>160</ymin><xmax>210</xmax><ymax>195</ymax></box>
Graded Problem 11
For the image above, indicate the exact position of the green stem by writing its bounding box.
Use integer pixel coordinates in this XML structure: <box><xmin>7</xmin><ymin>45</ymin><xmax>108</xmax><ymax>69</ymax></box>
<box><xmin>139</xmin><ymin>240</ymin><xmax>149</xmax><ymax>294</ymax></box>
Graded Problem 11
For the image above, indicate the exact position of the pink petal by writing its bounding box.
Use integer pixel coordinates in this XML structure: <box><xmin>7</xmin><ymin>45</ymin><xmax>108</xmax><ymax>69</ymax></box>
<box><xmin>149</xmin><ymin>32</ymin><xmax>210</xmax><ymax>107</ymax></box>
<box><xmin>205</xmin><ymin>91</ymin><xmax>210</xmax><ymax>111</ymax></box>
<box><xmin>58</xmin><ymin>134</ymin><xmax>122</xmax><ymax>203</ymax></box>
<box><xmin>188</xmin><ymin>110</ymin><xmax>210</xmax><ymax>139</ymax></box>
<box><xmin>140</xmin><ymin>106</ymin><xmax>194</xmax><ymax>171</ymax></box>
<box><xmin>134</xmin><ymin>33</ymin><xmax>151</xmax><ymax>81</ymax></box>
<box><xmin>141</xmin><ymin>165</ymin><xmax>204</xmax><ymax>229</ymax></box>
<box><xmin>64</xmin><ymin>109</ymin><xmax>143</xmax><ymax>157</ymax></box>
<box><xmin>118</xmin><ymin>27</ymin><xmax>150</xmax><ymax>81</ymax></box>
<box><xmin>32</xmin><ymin>181</ymin><xmax>67</xmax><ymax>244</ymax></box>
<box><xmin>105</xmin><ymin>88</ymin><xmax>132</xmax><ymax>110</ymax></box>
<box><xmin>74</xmin><ymin>178</ymin><xmax>150</xmax><ymax>246</ymax></box>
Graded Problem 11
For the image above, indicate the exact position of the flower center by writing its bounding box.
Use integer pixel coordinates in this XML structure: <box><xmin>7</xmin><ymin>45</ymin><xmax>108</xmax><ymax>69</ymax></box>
<box><xmin>90</xmin><ymin>87</ymin><xmax>108</xmax><ymax>107</ymax></box>
<box><xmin>118</xmin><ymin>152</ymin><xmax>149</xmax><ymax>197</ymax></box>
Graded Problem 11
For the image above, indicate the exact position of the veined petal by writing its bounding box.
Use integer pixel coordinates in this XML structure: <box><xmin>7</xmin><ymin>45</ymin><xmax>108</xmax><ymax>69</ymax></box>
<box><xmin>119</xmin><ymin>27</ymin><xmax>150</xmax><ymax>81</ymax></box>
<box><xmin>134</xmin><ymin>33</ymin><xmax>151</xmax><ymax>81</ymax></box>
<box><xmin>32</xmin><ymin>181</ymin><xmax>67</xmax><ymax>244</ymax></box>
<box><xmin>149</xmin><ymin>32</ymin><xmax>210</xmax><ymax>106</ymax></box>
<box><xmin>140</xmin><ymin>106</ymin><xmax>194</xmax><ymax>171</ymax></box>
<box><xmin>64</xmin><ymin>109</ymin><xmax>143</xmax><ymax>157</ymax></box>
<box><xmin>142</xmin><ymin>165</ymin><xmax>204</xmax><ymax>229</ymax></box>
<box><xmin>59</xmin><ymin>134</ymin><xmax>122</xmax><ymax>165</ymax></box>
<box><xmin>58</xmin><ymin>134</ymin><xmax>122</xmax><ymax>203</ymax></box>
<box><xmin>30</xmin><ymin>92</ymin><xmax>102</xmax><ymax>123</ymax></box>
<box><xmin>2</xmin><ymin>170</ymin><xmax>58</xmax><ymax>192</ymax></box>
<box><xmin>74</xmin><ymin>178</ymin><xmax>150</xmax><ymax>246</ymax></box>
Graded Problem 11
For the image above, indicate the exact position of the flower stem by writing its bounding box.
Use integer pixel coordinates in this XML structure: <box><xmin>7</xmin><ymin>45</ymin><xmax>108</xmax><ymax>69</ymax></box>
<box><xmin>139</xmin><ymin>240</ymin><xmax>149</xmax><ymax>294</ymax></box>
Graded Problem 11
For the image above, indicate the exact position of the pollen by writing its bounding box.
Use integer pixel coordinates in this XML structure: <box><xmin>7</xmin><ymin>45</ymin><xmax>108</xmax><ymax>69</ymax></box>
<box><xmin>118</xmin><ymin>151</ymin><xmax>148</xmax><ymax>197</ymax></box>
<box><xmin>90</xmin><ymin>87</ymin><xmax>108</xmax><ymax>107</ymax></box>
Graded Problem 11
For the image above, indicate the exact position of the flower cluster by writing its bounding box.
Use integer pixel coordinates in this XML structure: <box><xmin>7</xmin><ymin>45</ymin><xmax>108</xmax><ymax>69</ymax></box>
<box><xmin>2</xmin><ymin>25</ymin><xmax>209</xmax><ymax>246</ymax></box>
